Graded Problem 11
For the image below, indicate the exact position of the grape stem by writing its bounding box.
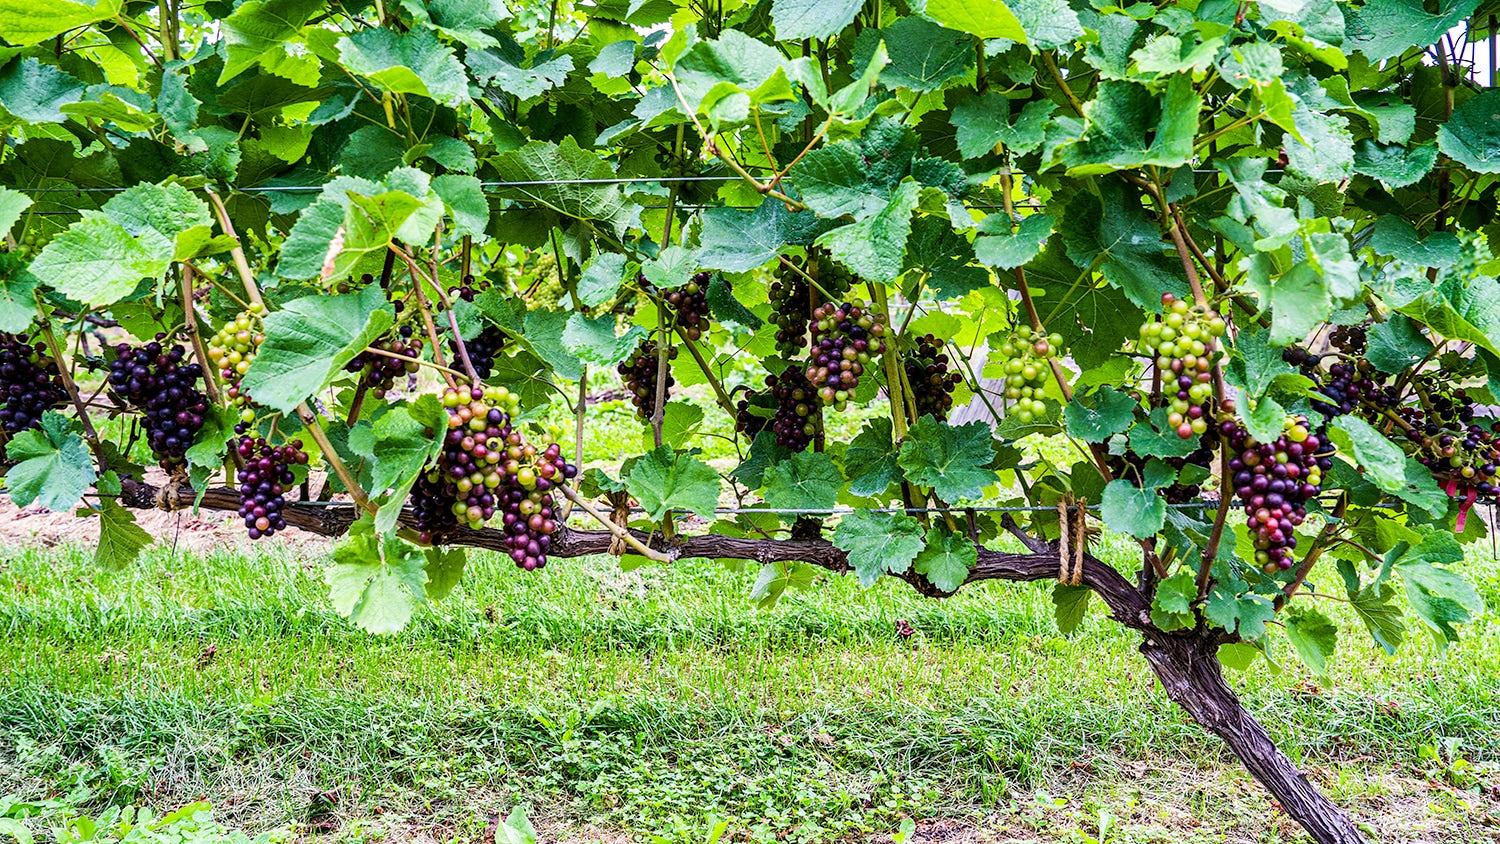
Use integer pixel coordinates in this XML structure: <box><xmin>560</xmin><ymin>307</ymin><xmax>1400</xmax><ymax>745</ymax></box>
<box><xmin>561</xmin><ymin>366</ymin><xmax>587</xmax><ymax>521</ymax></box>
<box><xmin>557</xmin><ymin>485</ymin><xmax>672</xmax><ymax>563</ymax></box>
<box><xmin>674</xmin><ymin>328</ymin><xmax>737</xmax><ymax>416</ymax></box>
<box><xmin>32</xmin><ymin>296</ymin><xmax>109</xmax><ymax>473</ymax></box>
<box><xmin>651</xmin><ymin>307</ymin><xmax>667</xmax><ymax>450</ymax></box>
<box><xmin>296</xmin><ymin>403</ymin><xmax>376</xmax><ymax>517</ymax></box>
<box><xmin>204</xmin><ymin>189</ymin><xmax>266</xmax><ymax>310</ymax></box>
<box><xmin>178</xmin><ymin>265</ymin><xmax>224</xmax><ymax>406</ymax></box>
<box><xmin>390</xmin><ymin>244</ymin><xmax>460</xmax><ymax>389</ymax></box>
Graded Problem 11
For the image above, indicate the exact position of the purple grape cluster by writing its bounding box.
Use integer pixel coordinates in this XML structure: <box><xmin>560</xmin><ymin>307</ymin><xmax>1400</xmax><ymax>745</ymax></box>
<box><xmin>1401</xmin><ymin>383</ymin><xmax>1500</xmax><ymax>504</ymax></box>
<box><xmin>234</xmin><ymin>436</ymin><xmax>307</xmax><ymax>539</ymax></box>
<box><xmin>346</xmin><ymin>327</ymin><xmax>422</xmax><ymax>397</ymax></box>
<box><xmin>1222</xmin><ymin>416</ymin><xmax>1329</xmax><ymax>573</ymax></box>
<box><xmin>451</xmin><ymin>325</ymin><xmax>508</xmax><ymax>380</ymax></box>
<box><xmin>659</xmin><ymin>272</ymin><xmax>711</xmax><ymax>341</ymax></box>
<box><xmin>0</xmin><ymin>333</ymin><xmax>66</xmax><ymax>434</ymax></box>
<box><xmin>903</xmin><ymin>334</ymin><xmax>963</xmax><ymax>422</ymax></box>
<box><xmin>617</xmin><ymin>341</ymin><xmax>676</xmax><ymax>421</ymax></box>
<box><xmin>108</xmin><ymin>338</ymin><xmax>209</xmax><ymax>466</ymax></box>
<box><xmin>805</xmin><ymin>300</ymin><xmax>887</xmax><ymax>411</ymax></box>
<box><xmin>767</xmin><ymin>365</ymin><xmax>822</xmax><ymax>451</ymax></box>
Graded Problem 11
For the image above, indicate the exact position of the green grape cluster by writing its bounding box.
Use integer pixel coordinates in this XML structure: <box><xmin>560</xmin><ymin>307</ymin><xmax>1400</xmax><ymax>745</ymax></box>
<box><xmin>994</xmin><ymin>325</ymin><xmax>1062</xmax><ymax>422</ymax></box>
<box><xmin>1138</xmin><ymin>293</ymin><xmax>1226</xmax><ymax>439</ymax></box>
<box><xmin>207</xmin><ymin>304</ymin><xmax>265</xmax><ymax>425</ymax></box>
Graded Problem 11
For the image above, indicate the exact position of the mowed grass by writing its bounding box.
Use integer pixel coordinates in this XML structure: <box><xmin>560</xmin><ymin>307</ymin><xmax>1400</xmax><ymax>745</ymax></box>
<box><xmin>0</xmin><ymin>538</ymin><xmax>1497</xmax><ymax>843</ymax></box>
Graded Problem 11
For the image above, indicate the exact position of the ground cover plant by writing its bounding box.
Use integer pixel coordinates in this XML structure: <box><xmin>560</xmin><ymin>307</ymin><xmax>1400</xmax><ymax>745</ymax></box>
<box><xmin>0</xmin><ymin>0</ymin><xmax>1498</xmax><ymax>841</ymax></box>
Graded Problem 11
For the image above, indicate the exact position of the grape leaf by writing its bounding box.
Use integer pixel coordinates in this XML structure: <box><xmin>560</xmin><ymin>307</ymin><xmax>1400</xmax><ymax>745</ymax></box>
<box><xmin>1349</xmin><ymin>580</ymin><xmax>1406</xmax><ymax>655</ymax></box>
<box><xmin>1062</xmin><ymin>76</ymin><xmax>1201</xmax><ymax>175</ymax></box>
<box><xmin>1101</xmin><ymin>478</ymin><xmax>1166</xmax><ymax>539</ymax></box>
<box><xmin>698</xmin><ymin>196</ymin><xmax>834</xmax><ymax>273</ymax></box>
<box><xmin>1284</xmin><ymin>607</ymin><xmax>1338</xmax><ymax>681</ymax></box>
<box><xmin>1397</xmin><ymin>558</ymin><xmax>1484</xmax><ymax>646</ymax></box>
<box><xmin>0</xmin><ymin>59</ymin><xmax>83</xmax><ymax>123</ymax></box>
<box><xmin>4</xmin><ymin>411</ymin><xmax>96</xmax><ymax>512</ymax></box>
<box><xmin>706</xmin><ymin>274</ymin><xmax>762</xmax><ymax>330</ymax></box>
<box><xmin>897</xmin><ymin>416</ymin><xmax>998</xmax><ymax>503</ymax></box>
<box><xmin>369</xmin><ymin>394</ymin><xmax>446</xmax><ymax>493</ymax></box>
<box><xmin>1205</xmin><ymin>584</ymin><xmax>1277</xmax><ymax>640</ymax></box>
<box><xmin>975</xmin><ymin>213</ymin><xmax>1054</xmax><ymax>270</ymax></box>
<box><xmin>1052</xmin><ymin>584</ymin><xmax>1091</xmax><ymax>633</ymax></box>
<box><xmin>1128</xmin><ymin>408</ymin><xmax>1199</xmax><ymax>459</ymax></box>
<box><xmin>0</xmin><ymin>0</ymin><xmax>121</xmax><ymax>45</ymax></box>
<box><xmin>1327</xmin><ymin>417</ymin><xmax>1447</xmax><ymax>516</ymax></box>
<box><xmin>762</xmin><ymin>450</ymin><xmax>841</xmax><ymax>515</ymax></box>
<box><xmin>468</xmin><ymin>49</ymin><xmax>573</xmax><ymax>100</ymax></box>
<box><xmin>844</xmin><ymin>417</ymin><xmax>903</xmax><ymax>497</ymax></box>
<box><xmin>423</xmin><ymin>546</ymin><xmax>468</xmax><ymax>601</ymax></box>
<box><xmin>863</xmin><ymin>17</ymin><xmax>975</xmax><ymax>93</ymax></box>
<box><xmin>913</xmin><ymin>524</ymin><xmax>976</xmax><ymax>593</ymax></box>
<box><xmin>0</xmin><ymin>187</ymin><xmax>30</xmax><ymax>237</ymax></box>
<box><xmin>1064</xmin><ymin>386</ymin><xmax>1137</xmax><ymax>443</ymax></box>
<box><xmin>219</xmin><ymin>0</ymin><xmax>324</xmax><ymax>82</ymax></box>
<box><xmin>923</xmin><ymin>0</ymin><xmax>1026</xmax><ymax>42</ymax></box>
<box><xmin>326</xmin><ymin>516</ymin><xmax>429</xmax><ymax>635</ymax></box>
<box><xmin>952</xmin><ymin>94</ymin><xmax>1052</xmax><ymax>159</ymax></box>
<box><xmin>770</xmin><ymin>0</ymin><xmax>861</xmax><ymax>41</ymax></box>
<box><xmin>625</xmin><ymin>446</ymin><xmax>721</xmax><ymax>520</ymax></box>
<box><xmin>1344</xmin><ymin>0</ymin><xmax>1481</xmax><ymax>62</ymax></box>
<box><xmin>833</xmin><ymin>510</ymin><xmax>926</xmax><ymax>586</ymax></box>
<box><xmin>490</xmin><ymin>139</ymin><xmax>634</xmax><ymax>231</ymax></box>
<box><xmin>1353</xmin><ymin>140</ymin><xmax>1438</xmax><ymax>189</ymax></box>
<box><xmin>814</xmin><ymin>180</ymin><xmax>920</xmax><ymax>284</ymax></box>
<box><xmin>28</xmin><ymin>216</ymin><xmax>168</xmax><ymax>307</ymax></box>
<box><xmin>338</xmin><ymin>27</ymin><xmax>469</xmax><ymax>106</ymax></box>
<box><xmin>1436</xmin><ymin>88</ymin><xmax>1500</xmax><ymax>174</ymax></box>
<box><xmin>240</xmin><ymin>286</ymin><xmax>395</xmax><ymax>415</ymax></box>
<box><xmin>561</xmin><ymin>312</ymin><xmax>646</xmax><ymax>368</ymax></box>
<box><xmin>1058</xmin><ymin>183</ymin><xmax>1188</xmax><ymax>312</ymax></box>
<box><xmin>1366</xmin><ymin>315</ymin><xmax>1433</xmax><ymax>374</ymax></box>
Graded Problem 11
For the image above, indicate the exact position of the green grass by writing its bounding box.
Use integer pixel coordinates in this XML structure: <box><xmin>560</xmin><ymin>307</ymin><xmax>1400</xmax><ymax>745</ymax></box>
<box><xmin>0</xmin><ymin>541</ymin><xmax>1497</xmax><ymax>843</ymax></box>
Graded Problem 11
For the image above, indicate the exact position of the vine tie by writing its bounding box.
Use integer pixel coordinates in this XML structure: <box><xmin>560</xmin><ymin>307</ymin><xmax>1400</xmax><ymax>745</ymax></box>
<box><xmin>1056</xmin><ymin>496</ymin><xmax>1090</xmax><ymax>587</ymax></box>
<box><xmin>154</xmin><ymin>464</ymin><xmax>191</xmax><ymax>512</ymax></box>
<box><xmin>606</xmin><ymin>491</ymin><xmax>632</xmax><ymax>557</ymax></box>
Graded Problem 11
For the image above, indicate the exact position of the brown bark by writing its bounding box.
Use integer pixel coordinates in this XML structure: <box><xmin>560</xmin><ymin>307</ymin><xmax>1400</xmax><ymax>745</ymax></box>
<box><xmin>115</xmin><ymin>478</ymin><xmax>1366</xmax><ymax>844</ymax></box>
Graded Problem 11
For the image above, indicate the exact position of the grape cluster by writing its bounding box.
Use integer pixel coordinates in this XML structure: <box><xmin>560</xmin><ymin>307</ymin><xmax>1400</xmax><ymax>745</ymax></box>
<box><xmin>207</xmin><ymin>305</ymin><xmax>265</xmax><ymax>425</ymax></box>
<box><xmin>1139</xmin><ymin>293</ymin><xmax>1225</xmax><ymax>438</ymax></box>
<box><xmin>805</xmin><ymin>299</ymin><xmax>887</xmax><ymax>411</ymax></box>
<box><xmin>410</xmin><ymin>470</ymin><xmax>458</xmax><ymax>543</ymax></box>
<box><xmin>807</xmin><ymin>248</ymin><xmax>853</xmax><ymax>299</ymax></box>
<box><xmin>108</xmin><ymin>338</ymin><xmax>209</xmax><ymax>465</ymax></box>
<box><xmin>903</xmin><ymin>334</ymin><xmax>963</xmax><ymax>422</ymax></box>
<box><xmin>1328</xmin><ymin>324</ymin><xmax>1367</xmax><ymax>356</ymax></box>
<box><xmin>1283</xmin><ymin>345</ymin><xmax>1390</xmax><ymax>419</ymax></box>
<box><xmin>993</xmin><ymin>325</ymin><xmax>1062</xmax><ymax>423</ymax></box>
<box><xmin>234</xmin><ymin>436</ymin><xmax>307</xmax><ymax>539</ymax></box>
<box><xmin>452</xmin><ymin>325</ymin><xmax>508</xmax><ymax>380</ymax></box>
<box><xmin>768</xmin><ymin>262</ymin><xmax>811</xmax><ymax>356</ymax></box>
<box><xmin>1222</xmin><ymin>416</ymin><xmax>1329</xmax><ymax>573</ymax></box>
<box><xmin>617</xmin><ymin>341</ymin><xmax>677</xmax><ymax>421</ymax></box>
<box><xmin>424</xmin><ymin>385</ymin><xmax>578</xmax><ymax>570</ymax></box>
<box><xmin>449</xmin><ymin>273</ymin><xmax>481</xmax><ymax>303</ymax></box>
<box><xmin>660</xmin><ymin>272</ymin><xmax>711</xmax><ymax>341</ymax></box>
<box><xmin>737</xmin><ymin>365</ymin><xmax>823</xmax><ymax>452</ymax></box>
<box><xmin>1401</xmin><ymin>382</ymin><xmax>1500</xmax><ymax>504</ymax></box>
<box><xmin>1107</xmin><ymin>430</ymin><xmax>1219</xmax><ymax>504</ymax></box>
<box><xmin>0</xmin><ymin>333</ymin><xmax>66</xmax><ymax>435</ymax></box>
<box><xmin>345</xmin><ymin>327</ymin><xmax>423</xmax><ymax>397</ymax></box>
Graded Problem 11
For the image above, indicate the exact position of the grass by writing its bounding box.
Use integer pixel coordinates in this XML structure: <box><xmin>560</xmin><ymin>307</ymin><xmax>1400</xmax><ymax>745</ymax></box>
<box><xmin>0</xmin><ymin>540</ymin><xmax>1497</xmax><ymax>843</ymax></box>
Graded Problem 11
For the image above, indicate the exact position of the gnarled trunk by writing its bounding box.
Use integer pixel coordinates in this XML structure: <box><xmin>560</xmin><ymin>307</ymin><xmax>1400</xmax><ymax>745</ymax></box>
<box><xmin>1140</xmin><ymin>633</ymin><xmax>1368</xmax><ymax>844</ymax></box>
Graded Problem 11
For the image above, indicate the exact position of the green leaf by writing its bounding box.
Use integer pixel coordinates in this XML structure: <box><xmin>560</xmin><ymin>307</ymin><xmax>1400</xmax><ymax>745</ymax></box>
<box><xmin>0</xmin><ymin>0</ymin><xmax>122</xmax><ymax>46</ymax></box>
<box><xmin>468</xmin><ymin>49</ymin><xmax>573</xmax><ymax>100</ymax></box>
<box><xmin>762</xmin><ymin>450</ymin><xmax>842</xmax><ymax>515</ymax></box>
<box><xmin>1328</xmin><ymin>416</ymin><xmax>1447</xmax><ymax>516</ymax></box>
<box><xmin>1063</xmin><ymin>76</ymin><xmax>1202</xmax><ymax>175</ymax></box>
<box><xmin>1284</xmin><ymin>607</ymin><xmax>1338</xmax><ymax>681</ymax></box>
<box><xmin>1353</xmin><ymin>141</ymin><xmax>1438</xmax><ymax>189</ymax></box>
<box><xmin>833</xmin><ymin>510</ymin><xmax>926</xmax><ymax>587</ymax></box>
<box><xmin>578</xmin><ymin>252</ymin><xmax>626</xmax><ymax>309</ymax></box>
<box><xmin>1059</xmin><ymin>183</ymin><xmax>1188</xmax><ymax>312</ymax></box>
<box><xmin>338</xmin><ymin>27</ymin><xmax>469</xmax><ymax>106</ymax></box>
<box><xmin>402</xmin><ymin>0</ymin><xmax>509</xmax><ymax>49</ymax></box>
<box><xmin>749</xmin><ymin>561</ymin><xmax>816</xmax><ymax>608</ymax></box>
<box><xmin>1345</xmin><ymin>0</ymin><xmax>1481</xmax><ymax>61</ymax></box>
<box><xmin>95</xmin><ymin>498</ymin><xmax>151</xmax><ymax>571</ymax></box>
<box><xmin>326</xmin><ymin>516</ymin><xmax>429</xmax><ymax>635</ymax></box>
<box><xmin>813</xmin><ymin>180</ymin><xmax>920</xmax><ymax>282</ymax></box>
<box><xmin>864</xmin><ymin>17</ymin><xmax>976</xmax><ymax>93</ymax></box>
<box><xmin>1225</xmin><ymin>327</ymin><xmax>1296</xmax><ymax>400</ymax></box>
<box><xmin>422</xmin><ymin>546</ymin><xmax>468</xmax><ymax>601</ymax></box>
<box><xmin>897</xmin><ymin>416</ymin><xmax>998</xmax><ymax>503</ymax></box>
<box><xmin>1129</xmin><ymin>408</ymin><xmax>1199</xmax><ymax>459</ymax></box>
<box><xmin>698</xmin><ymin>196</ymin><xmax>833</xmax><ymax>273</ymax></box>
<box><xmin>1284</xmin><ymin>107</ymin><xmax>1354</xmax><ymax>183</ymax></box>
<box><xmin>952</xmin><ymin>94</ymin><xmax>1053</xmax><ymax>159</ymax></box>
<box><xmin>0</xmin><ymin>59</ymin><xmax>83</xmax><ymax>123</ymax></box>
<box><xmin>369</xmin><ymin>394</ymin><xmax>446</xmax><ymax>493</ymax></box>
<box><xmin>1204</xmin><ymin>584</ymin><xmax>1277</xmax><ymax>640</ymax></box>
<box><xmin>1064</xmin><ymin>386</ymin><xmax>1136</xmax><ymax>443</ymax></box>
<box><xmin>844</xmin><ymin>417</ymin><xmax>903</xmax><ymax>496</ymax></box>
<box><xmin>791</xmin><ymin>124</ymin><xmax>918</xmax><ymax>222</ymax></box>
<box><xmin>625</xmin><ymin>446</ymin><xmax>721</xmax><ymax>521</ymax></box>
<box><xmin>1369</xmin><ymin>216</ymin><xmax>1461</xmax><ymax>270</ymax></box>
<box><xmin>1011</xmin><ymin>0</ymin><xmax>1083</xmax><ymax>50</ymax></box>
<box><xmin>219</xmin><ymin>0</ymin><xmax>324</xmax><ymax>82</ymax></box>
<box><xmin>770</xmin><ymin>0</ymin><xmax>861</xmax><ymax>40</ymax></box>
<box><xmin>1366</xmin><ymin>315</ymin><xmax>1433</xmax><ymax>374</ymax></box>
<box><xmin>275</xmin><ymin>199</ymin><xmax>346</xmax><ymax>280</ymax></box>
<box><xmin>561</xmin><ymin>313</ymin><xmax>646</xmax><ymax>368</ymax></box>
<box><xmin>672</xmin><ymin>30</ymin><xmax>795</xmax><ymax>121</ymax></box>
<box><xmin>1101</xmin><ymin>478</ymin><xmax>1166</xmax><ymax>539</ymax></box>
<box><xmin>241</xmin><ymin>287</ymin><xmax>394</xmax><ymax>415</ymax></box>
<box><xmin>975</xmin><ymin>213</ymin><xmax>1053</xmax><ymax>270</ymax></box>
<box><xmin>903</xmin><ymin>217</ymin><xmax>988</xmax><ymax>300</ymax></box>
<box><xmin>1052</xmin><ymin>584</ymin><xmax>1091</xmax><ymax>633</ymax></box>
<box><xmin>4</xmin><ymin>411</ymin><xmax>95</xmax><ymax>512</ymax></box>
<box><xmin>1397</xmin><ymin>558</ymin><xmax>1484</xmax><ymax>646</ymax></box>
<box><xmin>1437</xmin><ymin>88</ymin><xmax>1500</xmax><ymax>174</ymax></box>
<box><xmin>0</xmin><ymin>187</ymin><xmax>30</xmax><ymax>237</ymax></box>
<box><xmin>28</xmin><ymin>216</ymin><xmax>167</xmax><ymax>307</ymax></box>
<box><xmin>923</xmin><ymin>0</ymin><xmax>1027</xmax><ymax>42</ymax></box>
<box><xmin>642</xmin><ymin>402</ymin><xmax>704</xmax><ymax>452</ymax></box>
<box><xmin>1149</xmin><ymin>571</ymin><xmax>1196</xmax><ymax>631</ymax></box>
<box><xmin>491</xmin><ymin>139</ymin><xmax>634</xmax><ymax>231</ymax></box>
<box><xmin>913</xmin><ymin>524</ymin><xmax>976</xmax><ymax>593</ymax></box>
<box><xmin>432</xmin><ymin>174</ymin><xmax>489</xmax><ymax>238</ymax></box>
<box><xmin>705</xmin><ymin>275</ymin><xmax>761</xmax><ymax>330</ymax></box>
<box><xmin>1350</xmin><ymin>581</ymin><xmax>1406</xmax><ymax>655</ymax></box>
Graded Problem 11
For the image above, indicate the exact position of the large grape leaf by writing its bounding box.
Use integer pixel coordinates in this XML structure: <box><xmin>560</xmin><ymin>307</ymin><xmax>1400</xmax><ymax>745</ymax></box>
<box><xmin>1398</xmin><ymin>558</ymin><xmax>1484</xmax><ymax>647</ymax></box>
<box><xmin>913</xmin><ymin>525</ymin><xmax>976</xmax><ymax>593</ymax></box>
<box><xmin>790</xmin><ymin>119</ymin><xmax>920</xmax><ymax>222</ymax></box>
<box><xmin>338</xmin><ymin>28</ymin><xmax>469</xmax><ymax>106</ymax></box>
<box><xmin>561</xmin><ymin>313</ymin><xmax>646</xmax><ymax>368</ymax></box>
<box><xmin>770</xmin><ymin>0</ymin><xmax>861</xmax><ymax>40</ymax></box>
<box><xmin>814</xmin><ymin>180</ymin><xmax>919</xmax><ymax>281</ymax></box>
<box><xmin>860</xmin><ymin>17</ymin><xmax>975</xmax><ymax>93</ymax></box>
<box><xmin>833</xmin><ymin>510</ymin><xmax>925</xmax><ymax>586</ymax></box>
<box><xmin>951</xmin><ymin>94</ymin><xmax>1053</xmax><ymax>159</ymax></box>
<box><xmin>326</xmin><ymin>517</ymin><xmax>429</xmax><ymax>635</ymax></box>
<box><xmin>4</xmin><ymin>412</ymin><xmax>95</xmax><ymax>512</ymax></box>
<box><xmin>1064</xmin><ymin>386</ymin><xmax>1137</xmax><ymax>443</ymax></box>
<box><xmin>1344</xmin><ymin>0</ymin><xmax>1481</xmax><ymax>61</ymax></box>
<box><xmin>1437</xmin><ymin>89</ymin><xmax>1500</xmax><ymax>174</ymax></box>
<box><xmin>625</xmin><ymin>447</ymin><xmax>721</xmax><ymax>521</ymax></box>
<box><xmin>219</xmin><ymin>0</ymin><xmax>324</xmax><ymax>82</ymax></box>
<box><xmin>922</xmin><ymin>0</ymin><xmax>1026</xmax><ymax>42</ymax></box>
<box><xmin>672</xmin><ymin>29</ymin><xmax>795</xmax><ymax>120</ymax></box>
<box><xmin>897</xmin><ymin>416</ymin><xmax>998</xmax><ymax>503</ymax></box>
<box><xmin>903</xmin><ymin>216</ymin><xmax>988</xmax><ymax>300</ymax></box>
<box><xmin>0</xmin><ymin>0</ymin><xmax>122</xmax><ymax>46</ymax></box>
<box><xmin>1062</xmin><ymin>76</ymin><xmax>1201</xmax><ymax>175</ymax></box>
<box><xmin>468</xmin><ymin>48</ymin><xmax>573</xmax><ymax>100</ymax></box>
<box><xmin>0</xmin><ymin>59</ymin><xmax>83</xmax><ymax>123</ymax></box>
<box><xmin>1327</xmin><ymin>416</ymin><xmax>1447</xmax><ymax>516</ymax></box>
<box><xmin>698</xmin><ymin>197</ymin><xmax>836</xmax><ymax>273</ymax></box>
<box><xmin>1058</xmin><ymin>182</ymin><xmax>1188</xmax><ymax>312</ymax></box>
<box><xmin>240</xmin><ymin>286</ymin><xmax>394</xmax><ymax>415</ymax></box>
<box><xmin>975</xmin><ymin>213</ymin><xmax>1054</xmax><ymax>271</ymax></box>
<box><xmin>491</xmin><ymin>139</ymin><xmax>634</xmax><ymax>232</ymax></box>
<box><xmin>762</xmin><ymin>450</ymin><xmax>842</xmax><ymax>515</ymax></box>
<box><xmin>1284</xmin><ymin>607</ymin><xmax>1338</xmax><ymax>681</ymax></box>
<box><xmin>368</xmin><ymin>394</ymin><xmax>446</xmax><ymax>493</ymax></box>
<box><xmin>1354</xmin><ymin>140</ymin><xmax>1438</xmax><ymax>189</ymax></box>
<box><xmin>843</xmin><ymin>418</ymin><xmax>903</xmax><ymax>497</ymax></box>
<box><xmin>26</xmin><ymin>216</ymin><xmax>165</xmax><ymax>306</ymax></box>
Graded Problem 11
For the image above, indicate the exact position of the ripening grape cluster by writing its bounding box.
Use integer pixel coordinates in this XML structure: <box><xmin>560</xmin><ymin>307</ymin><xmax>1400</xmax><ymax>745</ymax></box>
<box><xmin>768</xmin><ymin>263</ymin><xmax>810</xmax><ymax>356</ymax></box>
<box><xmin>737</xmin><ymin>365</ymin><xmax>823</xmax><ymax>452</ymax></box>
<box><xmin>412</xmin><ymin>384</ymin><xmax>578</xmax><ymax>570</ymax></box>
<box><xmin>234</xmin><ymin>436</ymin><xmax>307</xmax><ymax>539</ymax></box>
<box><xmin>207</xmin><ymin>305</ymin><xmax>265</xmax><ymax>424</ymax></box>
<box><xmin>903</xmin><ymin>335</ymin><xmax>963</xmax><ymax>422</ymax></box>
<box><xmin>1222</xmin><ymin>416</ymin><xmax>1329</xmax><ymax>573</ymax></box>
<box><xmin>1284</xmin><ymin>345</ymin><xmax>1389</xmax><ymax>419</ymax></box>
<box><xmin>1140</xmin><ymin>293</ymin><xmax>1226</xmax><ymax>438</ymax></box>
<box><xmin>658</xmin><ymin>271</ymin><xmax>711</xmax><ymax>341</ymax></box>
<box><xmin>617</xmin><ymin>341</ymin><xmax>676</xmax><ymax>420</ymax></box>
<box><xmin>993</xmin><ymin>325</ymin><xmax>1061</xmax><ymax>423</ymax></box>
<box><xmin>0</xmin><ymin>333</ymin><xmax>66</xmax><ymax>434</ymax></box>
<box><xmin>1401</xmin><ymin>382</ymin><xmax>1500</xmax><ymax>503</ymax></box>
<box><xmin>805</xmin><ymin>299</ymin><xmax>886</xmax><ymax>411</ymax></box>
<box><xmin>449</xmin><ymin>273</ymin><xmax>480</xmax><ymax>303</ymax></box>
<box><xmin>452</xmin><ymin>325</ymin><xmax>508</xmax><ymax>380</ymax></box>
<box><xmin>108</xmin><ymin>338</ymin><xmax>209</xmax><ymax>465</ymax></box>
<box><xmin>345</xmin><ymin>326</ymin><xmax>422</xmax><ymax>397</ymax></box>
